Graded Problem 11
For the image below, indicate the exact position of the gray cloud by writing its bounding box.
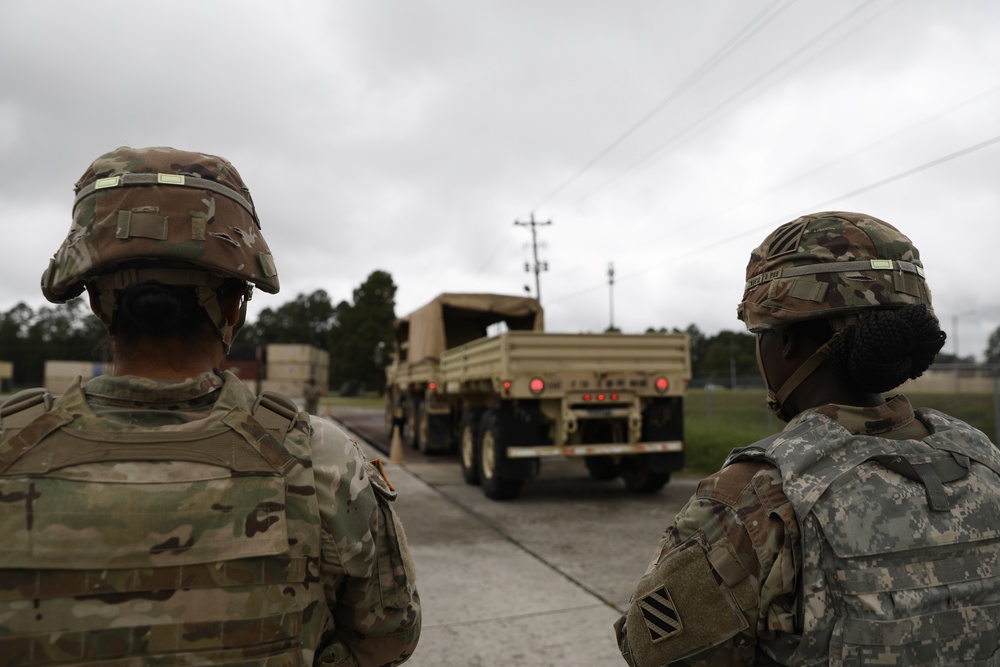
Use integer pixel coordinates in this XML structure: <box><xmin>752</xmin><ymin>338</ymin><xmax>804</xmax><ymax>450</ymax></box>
<box><xmin>2</xmin><ymin>0</ymin><xmax>998</xmax><ymax>359</ymax></box>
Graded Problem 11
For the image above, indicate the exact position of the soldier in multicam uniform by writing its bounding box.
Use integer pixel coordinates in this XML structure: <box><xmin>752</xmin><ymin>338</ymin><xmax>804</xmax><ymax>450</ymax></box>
<box><xmin>615</xmin><ymin>211</ymin><xmax>1000</xmax><ymax>665</ymax></box>
<box><xmin>304</xmin><ymin>379</ymin><xmax>323</xmax><ymax>416</ymax></box>
<box><xmin>0</xmin><ymin>146</ymin><xmax>420</xmax><ymax>666</ymax></box>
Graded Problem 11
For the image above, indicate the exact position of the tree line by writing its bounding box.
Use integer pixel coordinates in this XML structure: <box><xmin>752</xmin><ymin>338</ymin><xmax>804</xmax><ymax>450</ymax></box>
<box><xmin>2</xmin><ymin>269</ymin><xmax>998</xmax><ymax>392</ymax></box>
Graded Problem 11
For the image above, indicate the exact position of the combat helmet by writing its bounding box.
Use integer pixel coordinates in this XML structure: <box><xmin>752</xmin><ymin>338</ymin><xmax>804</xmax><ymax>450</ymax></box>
<box><xmin>737</xmin><ymin>211</ymin><xmax>933</xmax><ymax>333</ymax></box>
<box><xmin>41</xmin><ymin>146</ymin><xmax>279</xmax><ymax>344</ymax></box>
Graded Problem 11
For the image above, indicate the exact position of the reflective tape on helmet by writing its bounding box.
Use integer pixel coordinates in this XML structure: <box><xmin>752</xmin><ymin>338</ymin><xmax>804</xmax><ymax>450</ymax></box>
<box><xmin>744</xmin><ymin>258</ymin><xmax>926</xmax><ymax>293</ymax></box>
<box><xmin>74</xmin><ymin>172</ymin><xmax>258</xmax><ymax>224</ymax></box>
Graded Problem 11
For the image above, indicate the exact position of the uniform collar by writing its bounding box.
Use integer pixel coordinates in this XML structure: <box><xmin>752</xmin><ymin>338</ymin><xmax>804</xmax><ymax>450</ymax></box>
<box><xmin>787</xmin><ymin>394</ymin><xmax>920</xmax><ymax>437</ymax></box>
<box><xmin>83</xmin><ymin>369</ymin><xmax>225</xmax><ymax>408</ymax></box>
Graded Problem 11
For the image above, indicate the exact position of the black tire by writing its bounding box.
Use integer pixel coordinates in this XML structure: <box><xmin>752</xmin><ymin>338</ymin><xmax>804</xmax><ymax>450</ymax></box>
<box><xmin>416</xmin><ymin>402</ymin><xmax>430</xmax><ymax>454</ymax></box>
<box><xmin>459</xmin><ymin>410</ymin><xmax>481</xmax><ymax>485</ymax></box>
<box><xmin>620</xmin><ymin>455</ymin><xmax>670</xmax><ymax>493</ymax></box>
<box><xmin>404</xmin><ymin>397</ymin><xmax>421</xmax><ymax>449</ymax></box>
<box><xmin>384</xmin><ymin>393</ymin><xmax>396</xmax><ymax>436</ymax></box>
<box><xmin>585</xmin><ymin>455</ymin><xmax>620</xmax><ymax>481</ymax></box>
<box><xmin>478</xmin><ymin>410</ymin><xmax>523</xmax><ymax>500</ymax></box>
<box><xmin>417</xmin><ymin>404</ymin><xmax>451</xmax><ymax>454</ymax></box>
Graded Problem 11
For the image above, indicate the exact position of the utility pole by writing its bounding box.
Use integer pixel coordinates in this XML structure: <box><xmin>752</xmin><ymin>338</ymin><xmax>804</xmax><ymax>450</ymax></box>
<box><xmin>514</xmin><ymin>213</ymin><xmax>551</xmax><ymax>303</ymax></box>
<box><xmin>608</xmin><ymin>262</ymin><xmax>615</xmax><ymax>331</ymax></box>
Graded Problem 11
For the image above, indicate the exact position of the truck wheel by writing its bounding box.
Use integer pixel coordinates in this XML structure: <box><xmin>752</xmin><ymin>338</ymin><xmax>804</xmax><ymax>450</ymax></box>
<box><xmin>585</xmin><ymin>456</ymin><xmax>620</xmax><ymax>481</ymax></box>
<box><xmin>404</xmin><ymin>398</ymin><xmax>421</xmax><ymax>449</ymax></box>
<box><xmin>385</xmin><ymin>393</ymin><xmax>406</xmax><ymax>436</ymax></box>
<box><xmin>479</xmin><ymin>411</ymin><xmax>523</xmax><ymax>500</ymax></box>
<box><xmin>459</xmin><ymin>412</ymin><xmax>481</xmax><ymax>485</ymax></box>
<box><xmin>416</xmin><ymin>403</ymin><xmax>451</xmax><ymax>454</ymax></box>
<box><xmin>417</xmin><ymin>402</ymin><xmax>431</xmax><ymax>454</ymax></box>
<box><xmin>384</xmin><ymin>394</ymin><xmax>396</xmax><ymax>435</ymax></box>
<box><xmin>620</xmin><ymin>455</ymin><xmax>670</xmax><ymax>493</ymax></box>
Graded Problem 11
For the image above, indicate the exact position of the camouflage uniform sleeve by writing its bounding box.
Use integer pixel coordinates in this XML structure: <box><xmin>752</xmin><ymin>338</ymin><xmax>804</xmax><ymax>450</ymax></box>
<box><xmin>308</xmin><ymin>418</ymin><xmax>421</xmax><ymax>666</ymax></box>
<box><xmin>615</xmin><ymin>462</ymin><xmax>799</xmax><ymax>666</ymax></box>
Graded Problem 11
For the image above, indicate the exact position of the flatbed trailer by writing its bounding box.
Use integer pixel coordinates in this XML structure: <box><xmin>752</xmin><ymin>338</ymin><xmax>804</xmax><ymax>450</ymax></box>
<box><xmin>384</xmin><ymin>293</ymin><xmax>691</xmax><ymax>499</ymax></box>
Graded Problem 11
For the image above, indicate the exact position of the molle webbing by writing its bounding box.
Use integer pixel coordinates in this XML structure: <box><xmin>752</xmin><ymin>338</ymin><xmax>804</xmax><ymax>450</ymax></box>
<box><xmin>868</xmin><ymin>452</ymin><xmax>970</xmax><ymax>511</ymax></box>
<box><xmin>1</xmin><ymin>612</ymin><xmax>304</xmax><ymax>667</ymax></box>
<box><xmin>0</xmin><ymin>556</ymin><xmax>308</xmax><ymax>601</ymax></box>
<box><xmin>0</xmin><ymin>406</ymin><xmax>296</xmax><ymax>476</ymax></box>
<box><xmin>836</xmin><ymin>549</ymin><xmax>1000</xmax><ymax>595</ymax></box>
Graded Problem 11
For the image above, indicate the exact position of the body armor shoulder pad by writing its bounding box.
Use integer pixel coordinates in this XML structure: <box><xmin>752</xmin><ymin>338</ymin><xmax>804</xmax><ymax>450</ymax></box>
<box><xmin>0</xmin><ymin>387</ymin><xmax>53</xmax><ymax>440</ymax></box>
<box><xmin>724</xmin><ymin>433</ymin><xmax>781</xmax><ymax>467</ymax></box>
<box><xmin>252</xmin><ymin>390</ymin><xmax>304</xmax><ymax>440</ymax></box>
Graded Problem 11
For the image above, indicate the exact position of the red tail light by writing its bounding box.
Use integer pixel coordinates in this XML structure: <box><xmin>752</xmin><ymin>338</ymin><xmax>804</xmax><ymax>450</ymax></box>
<box><xmin>655</xmin><ymin>377</ymin><xmax>669</xmax><ymax>392</ymax></box>
<box><xmin>529</xmin><ymin>377</ymin><xmax>545</xmax><ymax>394</ymax></box>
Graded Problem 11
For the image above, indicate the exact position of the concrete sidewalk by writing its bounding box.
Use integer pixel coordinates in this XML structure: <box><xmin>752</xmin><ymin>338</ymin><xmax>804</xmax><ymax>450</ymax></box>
<box><xmin>359</xmin><ymin>440</ymin><xmax>628</xmax><ymax>667</ymax></box>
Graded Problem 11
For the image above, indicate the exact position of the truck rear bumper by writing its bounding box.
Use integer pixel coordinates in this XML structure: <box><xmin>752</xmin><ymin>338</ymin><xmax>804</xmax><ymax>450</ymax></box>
<box><xmin>506</xmin><ymin>441</ymin><xmax>683</xmax><ymax>459</ymax></box>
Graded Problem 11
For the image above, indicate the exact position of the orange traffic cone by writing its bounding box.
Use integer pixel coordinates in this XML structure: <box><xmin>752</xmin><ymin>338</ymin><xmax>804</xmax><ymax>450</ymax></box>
<box><xmin>389</xmin><ymin>424</ymin><xmax>405</xmax><ymax>464</ymax></box>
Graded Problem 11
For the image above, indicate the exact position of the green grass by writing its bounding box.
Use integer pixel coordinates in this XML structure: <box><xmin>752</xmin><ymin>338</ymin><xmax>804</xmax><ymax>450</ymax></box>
<box><xmin>328</xmin><ymin>388</ymin><xmax>998</xmax><ymax>475</ymax></box>
<box><xmin>6</xmin><ymin>386</ymin><xmax>992</xmax><ymax>478</ymax></box>
<box><xmin>683</xmin><ymin>389</ymin><xmax>776</xmax><ymax>474</ymax></box>
<box><xmin>320</xmin><ymin>394</ymin><xmax>385</xmax><ymax>409</ymax></box>
<box><xmin>681</xmin><ymin>388</ymin><xmax>999</xmax><ymax>475</ymax></box>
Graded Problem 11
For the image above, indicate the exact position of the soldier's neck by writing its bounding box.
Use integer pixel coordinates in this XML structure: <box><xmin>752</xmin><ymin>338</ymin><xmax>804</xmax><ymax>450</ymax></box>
<box><xmin>111</xmin><ymin>335</ymin><xmax>225</xmax><ymax>380</ymax></box>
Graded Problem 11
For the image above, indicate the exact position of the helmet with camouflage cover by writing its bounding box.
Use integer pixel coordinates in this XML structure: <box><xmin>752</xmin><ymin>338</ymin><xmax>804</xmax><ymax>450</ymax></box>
<box><xmin>41</xmin><ymin>146</ymin><xmax>279</xmax><ymax>341</ymax></box>
<box><xmin>737</xmin><ymin>211</ymin><xmax>933</xmax><ymax>333</ymax></box>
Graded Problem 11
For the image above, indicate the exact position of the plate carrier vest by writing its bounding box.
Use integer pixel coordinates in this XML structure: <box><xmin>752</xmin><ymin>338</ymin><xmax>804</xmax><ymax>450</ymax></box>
<box><xmin>727</xmin><ymin>408</ymin><xmax>1000</xmax><ymax>666</ymax></box>
<box><xmin>0</xmin><ymin>377</ymin><xmax>332</xmax><ymax>666</ymax></box>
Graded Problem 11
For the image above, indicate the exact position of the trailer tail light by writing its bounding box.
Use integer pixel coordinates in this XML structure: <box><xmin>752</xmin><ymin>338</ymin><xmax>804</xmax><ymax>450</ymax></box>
<box><xmin>611</xmin><ymin>393</ymin><xmax>619</xmax><ymax>401</ymax></box>
<box><xmin>428</xmin><ymin>382</ymin><xmax>437</xmax><ymax>391</ymax></box>
<box><xmin>503</xmin><ymin>380</ymin><xmax>512</xmax><ymax>396</ymax></box>
<box><xmin>583</xmin><ymin>393</ymin><xmax>592</xmax><ymax>401</ymax></box>
<box><xmin>529</xmin><ymin>377</ymin><xmax>545</xmax><ymax>394</ymax></box>
<box><xmin>597</xmin><ymin>393</ymin><xmax>605</xmax><ymax>401</ymax></box>
<box><xmin>655</xmin><ymin>377</ymin><xmax>669</xmax><ymax>393</ymax></box>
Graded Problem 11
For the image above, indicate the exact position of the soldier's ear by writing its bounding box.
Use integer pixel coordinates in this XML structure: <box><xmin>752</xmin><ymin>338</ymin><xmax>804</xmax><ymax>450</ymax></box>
<box><xmin>780</xmin><ymin>328</ymin><xmax>796</xmax><ymax>359</ymax></box>
<box><xmin>84</xmin><ymin>283</ymin><xmax>104</xmax><ymax>319</ymax></box>
<box><xmin>220</xmin><ymin>284</ymin><xmax>249</xmax><ymax>327</ymax></box>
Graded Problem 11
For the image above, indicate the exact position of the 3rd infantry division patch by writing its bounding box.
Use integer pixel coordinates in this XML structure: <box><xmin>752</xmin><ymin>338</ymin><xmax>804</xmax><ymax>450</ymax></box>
<box><xmin>640</xmin><ymin>586</ymin><xmax>683</xmax><ymax>643</ymax></box>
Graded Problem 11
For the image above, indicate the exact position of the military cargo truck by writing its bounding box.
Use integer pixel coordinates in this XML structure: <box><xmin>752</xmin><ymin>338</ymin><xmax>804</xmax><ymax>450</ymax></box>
<box><xmin>384</xmin><ymin>293</ymin><xmax>691</xmax><ymax>499</ymax></box>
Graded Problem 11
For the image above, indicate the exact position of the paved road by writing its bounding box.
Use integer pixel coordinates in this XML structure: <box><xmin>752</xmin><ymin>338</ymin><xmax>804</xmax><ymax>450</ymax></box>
<box><xmin>330</xmin><ymin>407</ymin><xmax>700</xmax><ymax>667</ymax></box>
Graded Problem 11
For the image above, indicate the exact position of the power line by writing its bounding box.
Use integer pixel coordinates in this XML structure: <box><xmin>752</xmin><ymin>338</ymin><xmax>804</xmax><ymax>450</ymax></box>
<box><xmin>527</xmin><ymin>0</ymin><xmax>796</xmax><ymax>214</ymax></box>
<box><xmin>627</xmin><ymin>82</ymin><xmax>1000</xmax><ymax>251</ymax></box>
<box><xmin>551</xmin><ymin>0</ymin><xmax>890</xmax><ymax>217</ymax></box>
<box><xmin>548</xmin><ymin>133</ymin><xmax>1000</xmax><ymax>305</ymax></box>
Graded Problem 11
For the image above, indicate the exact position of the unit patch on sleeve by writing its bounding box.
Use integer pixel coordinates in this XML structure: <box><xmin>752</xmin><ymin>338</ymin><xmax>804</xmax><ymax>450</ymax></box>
<box><xmin>639</xmin><ymin>586</ymin><xmax>683</xmax><ymax>643</ymax></box>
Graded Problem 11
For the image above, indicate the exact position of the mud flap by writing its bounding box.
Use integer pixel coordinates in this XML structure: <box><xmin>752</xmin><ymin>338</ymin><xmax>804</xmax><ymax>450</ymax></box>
<box><xmin>493</xmin><ymin>401</ymin><xmax>541</xmax><ymax>481</ymax></box>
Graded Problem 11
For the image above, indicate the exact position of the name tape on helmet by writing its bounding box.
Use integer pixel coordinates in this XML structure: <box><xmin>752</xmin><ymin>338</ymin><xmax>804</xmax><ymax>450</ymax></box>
<box><xmin>744</xmin><ymin>259</ymin><xmax>925</xmax><ymax>293</ymax></box>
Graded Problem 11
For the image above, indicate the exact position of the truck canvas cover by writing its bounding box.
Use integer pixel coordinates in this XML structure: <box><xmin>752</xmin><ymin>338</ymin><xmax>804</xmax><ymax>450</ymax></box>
<box><xmin>396</xmin><ymin>293</ymin><xmax>543</xmax><ymax>365</ymax></box>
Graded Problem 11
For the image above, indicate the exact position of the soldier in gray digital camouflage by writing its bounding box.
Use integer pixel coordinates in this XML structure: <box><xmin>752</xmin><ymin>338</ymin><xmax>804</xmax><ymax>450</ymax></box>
<box><xmin>0</xmin><ymin>146</ymin><xmax>421</xmax><ymax>666</ymax></box>
<box><xmin>615</xmin><ymin>211</ymin><xmax>1000</xmax><ymax>665</ymax></box>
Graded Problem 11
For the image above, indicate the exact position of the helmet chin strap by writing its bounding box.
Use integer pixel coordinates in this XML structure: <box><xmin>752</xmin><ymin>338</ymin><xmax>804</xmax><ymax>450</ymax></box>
<box><xmin>757</xmin><ymin>331</ymin><xmax>839</xmax><ymax>422</ymax></box>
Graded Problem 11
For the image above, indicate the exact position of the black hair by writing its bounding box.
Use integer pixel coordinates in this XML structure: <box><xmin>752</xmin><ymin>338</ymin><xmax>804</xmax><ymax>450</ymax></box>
<box><xmin>112</xmin><ymin>282</ymin><xmax>215</xmax><ymax>341</ymax></box>
<box><xmin>827</xmin><ymin>304</ymin><xmax>946</xmax><ymax>394</ymax></box>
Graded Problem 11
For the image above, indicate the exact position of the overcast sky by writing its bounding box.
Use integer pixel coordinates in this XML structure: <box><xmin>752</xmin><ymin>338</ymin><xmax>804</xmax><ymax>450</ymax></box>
<box><xmin>2</xmin><ymin>0</ymin><xmax>999</xmax><ymax>360</ymax></box>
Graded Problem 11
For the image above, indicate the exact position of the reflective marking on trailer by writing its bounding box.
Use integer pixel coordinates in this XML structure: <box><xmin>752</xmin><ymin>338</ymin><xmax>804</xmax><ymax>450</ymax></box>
<box><xmin>506</xmin><ymin>441</ymin><xmax>684</xmax><ymax>458</ymax></box>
